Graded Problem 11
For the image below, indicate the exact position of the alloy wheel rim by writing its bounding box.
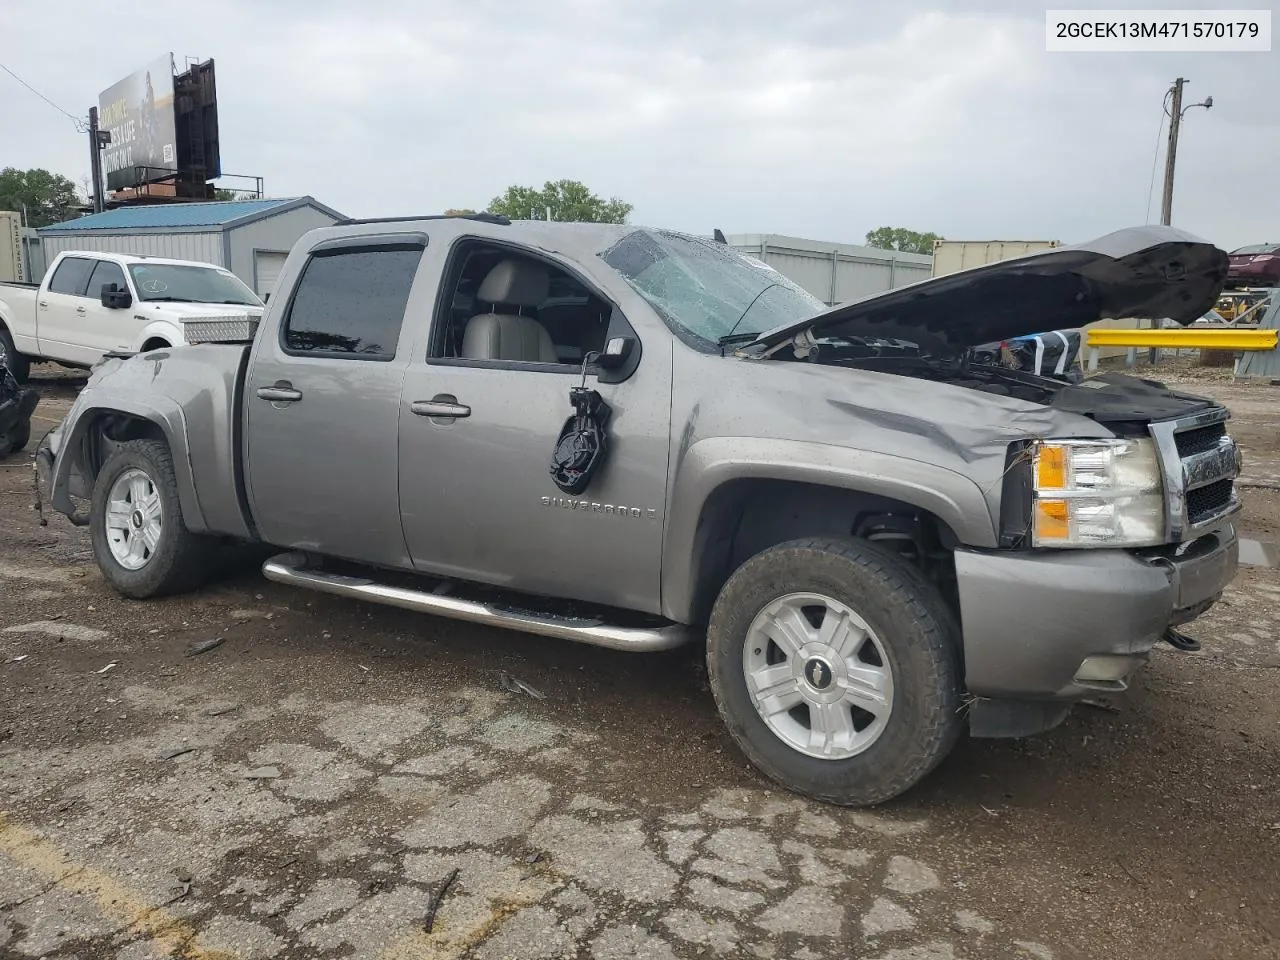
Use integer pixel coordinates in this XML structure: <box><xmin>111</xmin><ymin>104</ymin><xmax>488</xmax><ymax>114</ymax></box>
<box><xmin>104</xmin><ymin>468</ymin><xmax>163</xmax><ymax>570</ymax></box>
<box><xmin>742</xmin><ymin>592</ymin><xmax>894</xmax><ymax>760</ymax></box>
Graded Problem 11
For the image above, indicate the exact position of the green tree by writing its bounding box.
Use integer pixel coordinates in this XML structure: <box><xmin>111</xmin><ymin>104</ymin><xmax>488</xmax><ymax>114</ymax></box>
<box><xmin>486</xmin><ymin>180</ymin><xmax>632</xmax><ymax>224</ymax></box>
<box><xmin>0</xmin><ymin>167</ymin><xmax>80</xmax><ymax>227</ymax></box>
<box><xmin>213</xmin><ymin>188</ymin><xmax>260</xmax><ymax>201</ymax></box>
<box><xmin>864</xmin><ymin>227</ymin><xmax>943</xmax><ymax>255</ymax></box>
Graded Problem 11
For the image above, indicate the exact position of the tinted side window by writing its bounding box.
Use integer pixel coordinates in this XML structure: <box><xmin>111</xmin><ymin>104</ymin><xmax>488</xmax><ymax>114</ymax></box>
<box><xmin>48</xmin><ymin>257</ymin><xmax>96</xmax><ymax>296</ymax></box>
<box><xmin>283</xmin><ymin>247</ymin><xmax>422</xmax><ymax>360</ymax></box>
<box><xmin>87</xmin><ymin>260</ymin><xmax>127</xmax><ymax>296</ymax></box>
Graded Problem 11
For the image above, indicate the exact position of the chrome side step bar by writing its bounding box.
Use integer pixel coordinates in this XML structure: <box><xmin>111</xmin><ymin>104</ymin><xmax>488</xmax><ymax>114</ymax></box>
<box><xmin>261</xmin><ymin>552</ymin><xmax>695</xmax><ymax>653</ymax></box>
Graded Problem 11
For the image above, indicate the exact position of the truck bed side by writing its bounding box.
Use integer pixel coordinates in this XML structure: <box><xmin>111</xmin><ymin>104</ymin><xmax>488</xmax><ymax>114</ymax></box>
<box><xmin>0</xmin><ymin>282</ymin><xmax>41</xmax><ymax>354</ymax></box>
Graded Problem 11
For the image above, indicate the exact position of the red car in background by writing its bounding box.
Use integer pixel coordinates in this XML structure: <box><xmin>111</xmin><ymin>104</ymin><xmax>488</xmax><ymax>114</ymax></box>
<box><xmin>1227</xmin><ymin>242</ymin><xmax>1280</xmax><ymax>288</ymax></box>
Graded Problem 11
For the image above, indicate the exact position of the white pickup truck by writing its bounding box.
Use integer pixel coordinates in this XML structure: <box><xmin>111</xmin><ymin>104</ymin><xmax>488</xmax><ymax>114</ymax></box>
<box><xmin>0</xmin><ymin>250</ymin><xmax>264</xmax><ymax>381</ymax></box>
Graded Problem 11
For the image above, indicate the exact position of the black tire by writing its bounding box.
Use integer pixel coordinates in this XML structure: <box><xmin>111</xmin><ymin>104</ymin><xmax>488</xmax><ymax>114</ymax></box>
<box><xmin>0</xmin><ymin>327</ymin><xmax>30</xmax><ymax>383</ymax></box>
<box><xmin>89</xmin><ymin>438</ymin><xmax>218</xmax><ymax>598</ymax></box>
<box><xmin>0</xmin><ymin>418</ymin><xmax>31</xmax><ymax>456</ymax></box>
<box><xmin>706</xmin><ymin>536</ymin><xmax>962</xmax><ymax>807</ymax></box>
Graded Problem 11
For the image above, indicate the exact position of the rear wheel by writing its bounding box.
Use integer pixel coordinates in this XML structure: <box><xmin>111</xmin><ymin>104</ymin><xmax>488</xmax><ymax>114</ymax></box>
<box><xmin>0</xmin><ymin>327</ymin><xmax>29</xmax><ymax>383</ymax></box>
<box><xmin>90</xmin><ymin>439</ymin><xmax>218</xmax><ymax>598</ymax></box>
<box><xmin>706</xmin><ymin>536</ymin><xmax>962</xmax><ymax>806</ymax></box>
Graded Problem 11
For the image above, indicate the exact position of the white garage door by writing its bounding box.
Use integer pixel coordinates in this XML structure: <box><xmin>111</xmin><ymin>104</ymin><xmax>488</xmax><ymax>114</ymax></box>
<box><xmin>254</xmin><ymin>251</ymin><xmax>289</xmax><ymax>298</ymax></box>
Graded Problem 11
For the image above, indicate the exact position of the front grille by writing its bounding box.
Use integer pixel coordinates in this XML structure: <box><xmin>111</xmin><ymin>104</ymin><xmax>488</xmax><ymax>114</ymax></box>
<box><xmin>1150</xmin><ymin>410</ymin><xmax>1239</xmax><ymax>540</ymax></box>
<box><xmin>1175</xmin><ymin>421</ymin><xmax>1226</xmax><ymax>457</ymax></box>
<box><xmin>1187</xmin><ymin>478</ymin><xmax>1234</xmax><ymax>524</ymax></box>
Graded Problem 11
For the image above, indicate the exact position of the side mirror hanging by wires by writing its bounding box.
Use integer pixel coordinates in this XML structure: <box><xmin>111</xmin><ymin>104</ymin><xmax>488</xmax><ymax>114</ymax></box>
<box><xmin>549</xmin><ymin>351</ymin><xmax>612</xmax><ymax>495</ymax></box>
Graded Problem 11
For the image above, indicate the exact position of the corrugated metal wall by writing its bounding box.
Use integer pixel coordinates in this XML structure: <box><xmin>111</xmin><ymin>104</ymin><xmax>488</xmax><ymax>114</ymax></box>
<box><xmin>226</xmin><ymin>206</ymin><xmax>342</xmax><ymax>290</ymax></box>
<box><xmin>40</xmin><ymin>231</ymin><xmax>225</xmax><ymax>268</ymax></box>
<box><xmin>727</xmin><ymin>234</ymin><xmax>932</xmax><ymax>306</ymax></box>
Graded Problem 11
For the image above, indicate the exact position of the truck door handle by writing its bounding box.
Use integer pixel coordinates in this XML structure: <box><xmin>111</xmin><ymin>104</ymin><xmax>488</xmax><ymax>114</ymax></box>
<box><xmin>411</xmin><ymin>396</ymin><xmax>471</xmax><ymax>419</ymax></box>
<box><xmin>38</xmin><ymin>301</ymin><xmax>48</xmax><ymax>309</ymax></box>
<box><xmin>256</xmin><ymin>383</ymin><xmax>303</xmax><ymax>403</ymax></box>
<box><xmin>76</xmin><ymin>306</ymin><xmax>86</xmax><ymax>315</ymax></box>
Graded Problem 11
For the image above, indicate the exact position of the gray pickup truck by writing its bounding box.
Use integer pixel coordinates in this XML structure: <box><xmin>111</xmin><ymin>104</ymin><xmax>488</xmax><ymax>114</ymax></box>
<box><xmin>36</xmin><ymin>215</ymin><xmax>1241</xmax><ymax>806</ymax></box>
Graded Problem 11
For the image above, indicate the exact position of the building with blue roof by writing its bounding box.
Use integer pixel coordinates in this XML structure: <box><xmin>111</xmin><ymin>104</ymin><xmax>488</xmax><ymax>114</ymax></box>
<box><xmin>37</xmin><ymin>197</ymin><xmax>344</xmax><ymax>297</ymax></box>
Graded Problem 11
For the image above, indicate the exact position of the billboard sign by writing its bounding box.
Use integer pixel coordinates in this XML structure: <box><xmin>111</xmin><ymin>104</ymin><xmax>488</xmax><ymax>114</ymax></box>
<box><xmin>99</xmin><ymin>55</ymin><xmax>177</xmax><ymax>191</ymax></box>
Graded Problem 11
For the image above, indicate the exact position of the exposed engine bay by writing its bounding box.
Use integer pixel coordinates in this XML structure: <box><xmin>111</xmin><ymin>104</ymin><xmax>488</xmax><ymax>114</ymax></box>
<box><xmin>778</xmin><ymin>335</ymin><xmax>1218</xmax><ymax>428</ymax></box>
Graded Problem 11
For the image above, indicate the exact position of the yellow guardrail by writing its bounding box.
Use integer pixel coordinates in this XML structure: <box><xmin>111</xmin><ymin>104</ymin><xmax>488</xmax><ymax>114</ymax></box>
<box><xmin>1085</xmin><ymin>328</ymin><xmax>1278</xmax><ymax>350</ymax></box>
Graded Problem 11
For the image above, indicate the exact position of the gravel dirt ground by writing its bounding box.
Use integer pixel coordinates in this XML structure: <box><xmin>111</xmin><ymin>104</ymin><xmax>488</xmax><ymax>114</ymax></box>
<box><xmin>1</xmin><ymin>360</ymin><xmax>1278</xmax><ymax>960</ymax></box>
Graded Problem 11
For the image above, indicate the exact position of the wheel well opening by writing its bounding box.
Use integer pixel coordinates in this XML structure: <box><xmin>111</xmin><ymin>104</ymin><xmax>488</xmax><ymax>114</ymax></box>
<box><xmin>67</xmin><ymin>413</ymin><xmax>167</xmax><ymax>498</ymax></box>
<box><xmin>687</xmin><ymin>479</ymin><xmax>960</xmax><ymax>624</ymax></box>
<box><xmin>141</xmin><ymin>338</ymin><xmax>172</xmax><ymax>352</ymax></box>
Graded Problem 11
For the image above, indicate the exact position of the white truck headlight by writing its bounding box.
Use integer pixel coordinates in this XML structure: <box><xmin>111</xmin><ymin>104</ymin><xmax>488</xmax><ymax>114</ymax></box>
<box><xmin>1030</xmin><ymin>439</ymin><xmax>1164</xmax><ymax>547</ymax></box>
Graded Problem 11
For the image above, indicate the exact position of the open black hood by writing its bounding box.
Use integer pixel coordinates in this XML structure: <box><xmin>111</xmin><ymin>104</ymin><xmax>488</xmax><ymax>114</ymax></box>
<box><xmin>746</xmin><ymin>226</ymin><xmax>1229</xmax><ymax>355</ymax></box>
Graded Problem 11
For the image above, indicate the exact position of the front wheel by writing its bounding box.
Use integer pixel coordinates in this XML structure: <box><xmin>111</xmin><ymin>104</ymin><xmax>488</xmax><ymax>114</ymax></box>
<box><xmin>706</xmin><ymin>536</ymin><xmax>962</xmax><ymax>807</ymax></box>
<box><xmin>90</xmin><ymin>439</ymin><xmax>218</xmax><ymax>598</ymax></box>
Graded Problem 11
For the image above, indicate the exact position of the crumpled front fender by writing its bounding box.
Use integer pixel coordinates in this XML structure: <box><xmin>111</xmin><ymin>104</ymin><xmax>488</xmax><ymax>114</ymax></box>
<box><xmin>43</xmin><ymin>357</ymin><xmax>207</xmax><ymax>531</ymax></box>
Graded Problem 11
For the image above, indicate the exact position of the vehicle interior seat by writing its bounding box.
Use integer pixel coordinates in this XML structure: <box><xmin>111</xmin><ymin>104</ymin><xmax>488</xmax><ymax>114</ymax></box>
<box><xmin>461</xmin><ymin>259</ymin><xmax>558</xmax><ymax>363</ymax></box>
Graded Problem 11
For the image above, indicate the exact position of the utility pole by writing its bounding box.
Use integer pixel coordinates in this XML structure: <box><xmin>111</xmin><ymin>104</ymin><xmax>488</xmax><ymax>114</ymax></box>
<box><xmin>1149</xmin><ymin>79</ymin><xmax>1211</xmax><ymax>364</ymax></box>
<box><xmin>88</xmin><ymin>107</ymin><xmax>106</xmax><ymax>213</ymax></box>
<box><xmin>1159</xmin><ymin>78</ymin><xmax>1185</xmax><ymax>226</ymax></box>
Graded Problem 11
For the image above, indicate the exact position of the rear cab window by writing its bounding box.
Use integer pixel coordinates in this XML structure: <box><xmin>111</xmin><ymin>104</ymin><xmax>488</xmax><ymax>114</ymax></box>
<box><xmin>47</xmin><ymin>257</ymin><xmax>97</xmax><ymax>296</ymax></box>
<box><xmin>281</xmin><ymin>241</ymin><xmax>425</xmax><ymax>361</ymax></box>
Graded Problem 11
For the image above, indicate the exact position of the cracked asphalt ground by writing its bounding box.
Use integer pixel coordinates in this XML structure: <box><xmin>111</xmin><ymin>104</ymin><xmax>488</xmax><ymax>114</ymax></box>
<box><xmin>2</xmin><ymin>363</ymin><xmax>1279</xmax><ymax>960</ymax></box>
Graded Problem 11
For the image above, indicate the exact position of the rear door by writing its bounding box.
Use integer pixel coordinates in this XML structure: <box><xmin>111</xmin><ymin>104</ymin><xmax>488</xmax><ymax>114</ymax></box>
<box><xmin>244</xmin><ymin>233</ymin><xmax>428</xmax><ymax>567</ymax></box>
<box><xmin>37</xmin><ymin>256</ymin><xmax>98</xmax><ymax>364</ymax></box>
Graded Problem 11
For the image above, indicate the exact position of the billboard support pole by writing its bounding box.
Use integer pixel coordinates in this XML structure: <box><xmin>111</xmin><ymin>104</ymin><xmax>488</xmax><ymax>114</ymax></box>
<box><xmin>88</xmin><ymin>107</ymin><xmax>105</xmax><ymax>214</ymax></box>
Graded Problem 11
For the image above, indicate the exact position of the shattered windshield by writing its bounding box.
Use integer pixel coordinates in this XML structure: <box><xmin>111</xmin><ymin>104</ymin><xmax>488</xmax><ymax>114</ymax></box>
<box><xmin>599</xmin><ymin>230</ymin><xmax>825</xmax><ymax>347</ymax></box>
<box><xmin>128</xmin><ymin>264</ymin><xmax>263</xmax><ymax>306</ymax></box>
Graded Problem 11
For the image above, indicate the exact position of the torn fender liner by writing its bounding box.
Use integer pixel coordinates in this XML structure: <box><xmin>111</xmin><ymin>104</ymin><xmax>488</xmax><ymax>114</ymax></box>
<box><xmin>550</xmin><ymin>386</ymin><xmax>612</xmax><ymax>495</ymax></box>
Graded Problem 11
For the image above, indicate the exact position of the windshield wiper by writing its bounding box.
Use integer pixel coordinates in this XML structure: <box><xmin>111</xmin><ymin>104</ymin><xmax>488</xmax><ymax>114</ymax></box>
<box><xmin>719</xmin><ymin>282</ymin><xmax>781</xmax><ymax>344</ymax></box>
<box><xmin>717</xmin><ymin>331</ymin><xmax>763</xmax><ymax>346</ymax></box>
<box><xmin>141</xmin><ymin>296</ymin><xmax>195</xmax><ymax>303</ymax></box>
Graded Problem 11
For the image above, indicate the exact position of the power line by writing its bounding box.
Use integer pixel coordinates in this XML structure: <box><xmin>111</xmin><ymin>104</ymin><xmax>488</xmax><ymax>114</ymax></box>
<box><xmin>0</xmin><ymin>60</ymin><xmax>88</xmax><ymax>132</ymax></box>
<box><xmin>1144</xmin><ymin>95</ymin><xmax>1169</xmax><ymax>224</ymax></box>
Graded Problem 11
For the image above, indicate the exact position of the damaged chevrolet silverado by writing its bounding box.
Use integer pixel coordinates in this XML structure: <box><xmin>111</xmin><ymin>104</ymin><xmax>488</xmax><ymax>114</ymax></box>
<box><xmin>36</xmin><ymin>216</ymin><xmax>1241</xmax><ymax>806</ymax></box>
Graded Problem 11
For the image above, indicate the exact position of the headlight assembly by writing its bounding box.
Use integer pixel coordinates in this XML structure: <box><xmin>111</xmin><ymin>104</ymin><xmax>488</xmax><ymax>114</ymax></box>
<box><xmin>1027</xmin><ymin>439</ymin><xmax>1165</xmax><ymax>548</ymax></box>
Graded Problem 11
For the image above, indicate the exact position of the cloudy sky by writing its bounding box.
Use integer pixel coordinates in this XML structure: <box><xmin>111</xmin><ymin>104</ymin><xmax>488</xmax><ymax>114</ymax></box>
<box><xmin>1</xmin><ymin>1</ymin><xmax>1275</xmax><ymax>249</ymax></box>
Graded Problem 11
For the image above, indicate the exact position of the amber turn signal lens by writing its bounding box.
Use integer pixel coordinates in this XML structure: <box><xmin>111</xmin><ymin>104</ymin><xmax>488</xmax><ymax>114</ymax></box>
<box><xmin>1035</xmin><ymin>445</ymin><xmax>1067</xmax><ymax>490</ymax></box>
<box><xmin>1033</xmin><ymin>499</ymin><xmax>1070</xmax><ymax>541</ymax></box>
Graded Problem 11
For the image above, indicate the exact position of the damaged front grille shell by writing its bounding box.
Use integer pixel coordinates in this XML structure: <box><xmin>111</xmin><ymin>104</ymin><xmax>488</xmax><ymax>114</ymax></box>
<box><xmin>1148</xmin><ymin>407</ymin><xmax>1241</xmax><ymax>542</ymax></box>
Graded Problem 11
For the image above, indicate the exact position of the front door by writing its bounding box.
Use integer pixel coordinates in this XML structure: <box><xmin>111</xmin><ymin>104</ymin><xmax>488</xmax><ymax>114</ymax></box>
<box><xmin>245</xmin><ymin>234</ymin><xmax>428</xmax><ymax>568</ymax></box>
<box><xmin>397</xmin><ymin>242</ymin><xmax>672</xmax><ymax>614</ymax></box>
<box><xmin>81</xmin><ymin>259</ymin><xmax>135</xmax><ymax>354</ymax></box>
